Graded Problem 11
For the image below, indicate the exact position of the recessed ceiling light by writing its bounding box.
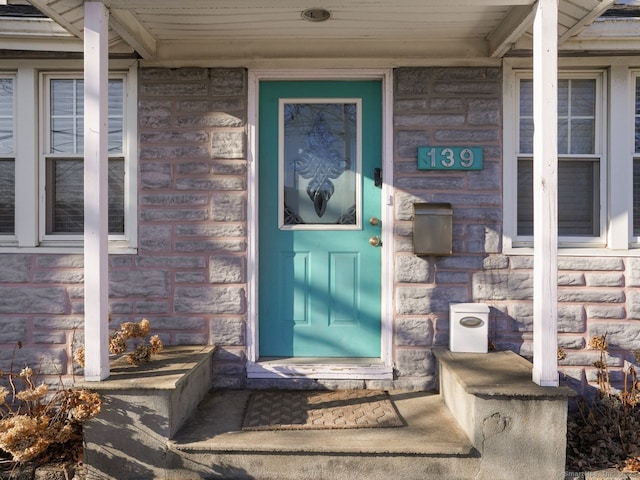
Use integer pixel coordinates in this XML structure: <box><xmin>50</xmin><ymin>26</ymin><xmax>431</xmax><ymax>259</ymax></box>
<box><xmin>302</xmin><ymin>8</ymin><xmax>331</xmax><ymax>22</ymax></box>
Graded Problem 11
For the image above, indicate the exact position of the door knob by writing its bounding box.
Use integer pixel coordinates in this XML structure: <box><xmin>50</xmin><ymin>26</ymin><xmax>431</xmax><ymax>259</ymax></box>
<box><xmin>369</xmin><ymin>236</ymin><xmax>381</xmax><ymax>247</ymax></box>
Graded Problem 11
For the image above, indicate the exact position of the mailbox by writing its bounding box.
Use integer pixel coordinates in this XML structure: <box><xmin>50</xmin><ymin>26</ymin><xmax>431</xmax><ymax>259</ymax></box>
<box><xmin>449</xmin><ymin>303</ymin><xmax>489</xmax><ymax>353</ymax></box>
<box><xmin>412</xmin><ymin>203</ymin><xmax>452</xmax><ymax>256</ymax></box>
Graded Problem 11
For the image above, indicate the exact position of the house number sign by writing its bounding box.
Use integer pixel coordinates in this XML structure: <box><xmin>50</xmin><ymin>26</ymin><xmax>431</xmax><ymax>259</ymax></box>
<box><xmin>417</xmin><ymin>146</ymin><xmax>483</xmax><ymax>171</ymax></box>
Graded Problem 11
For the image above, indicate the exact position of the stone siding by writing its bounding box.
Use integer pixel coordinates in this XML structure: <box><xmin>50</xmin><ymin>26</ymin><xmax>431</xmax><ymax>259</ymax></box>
<box><xmin>477</xmin><ymin>256</ymin><xmax>640</xmax><ymax>394</ymax></box>
<box><xmin>136</xmin><ymin>67</ymin><xmax>248</xmax><ymax>388</ymax></box>
<box><xmin>0</xmin><ymin>68</ymin><xmax>248</xmax><ymax>389</ymax></box>
<box><xmin>393</xmin><ymin>67</ymin><xmax>503</xmax><ymax>389</ymax></box>
<box><xmin>393</xmin><ymin>67</ymin><xmax>637</xmax><ymax>395</ymax></box>
<box><xmin>1</xmin><ymin>66</ymin><xmax>637</xmax><ymax>394</ymax></box>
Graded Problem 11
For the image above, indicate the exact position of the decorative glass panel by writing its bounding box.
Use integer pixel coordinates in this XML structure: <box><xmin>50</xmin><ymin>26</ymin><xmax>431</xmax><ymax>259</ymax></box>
<box><xmin>46</xmin><ymin>158</ymin><xmax>125</xmax><ymax>234</ymax></box>
<box><xmin>281</xmin><ymin>101</ymin><xmax>359</xmax><ymax>226</ymax></box>
<box><xmin>518</xmin><ymin>159</ymin><xmax>600</xmax><ymax>236</ymax></box>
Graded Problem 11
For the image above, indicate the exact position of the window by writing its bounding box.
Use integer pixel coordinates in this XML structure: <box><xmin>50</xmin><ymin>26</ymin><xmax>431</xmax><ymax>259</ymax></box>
<box><xmin>44</xmin><ymin>76</ymin><xmax>125</xmax><ymax>236</ymax></box>
<box><xmin>0</xmin><ymin>62</ymin><xmax>137</xmax><ymax>252</ymax></box>
<box><xmin>509</xmin><ymin>71</ymin><xmax>605</xmax><ymax>247</ymax></box>
<box><xmin>0</xmin><ymin>76</ymin><xmax>14</xmax><ymax>235</ymax></box>
<box><xmin>634</xmin><ymin>76</ymin><xmax>640</xmax><ymax>237</ymax></box>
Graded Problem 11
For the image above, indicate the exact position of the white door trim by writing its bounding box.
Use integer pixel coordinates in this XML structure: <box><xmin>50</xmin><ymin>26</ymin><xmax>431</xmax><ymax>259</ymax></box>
<box><xmin>246</xmin><ymin>69</ymin><xmax>394</xmax><ymax>379</ymax></box>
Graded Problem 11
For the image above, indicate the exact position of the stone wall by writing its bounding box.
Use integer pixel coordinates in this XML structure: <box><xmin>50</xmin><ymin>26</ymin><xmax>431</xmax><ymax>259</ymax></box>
<box><xmin>1</xmin><ymin>65</ymin><xmax>637</xmax><ymax>395</ymax></box>
<box><xmin>392</xmin><ymin>67</ymin><xmax>503</xmax><ymax>389</ymax></box>
<box><xmin>392</xmin><ymin>67</ymin><xmax>638</xmax><ymax>396</ymax></box>
<box><xmin>0</xmin><ymin>68</ymin><xmax>249</xmax><ymax>388</ymax></box>
<box><xmin>477</xmin><ymin>255</ymin><xmax>640</xmax><ymax>395</ymax></box>
<box><xmin>136</xmin><ymin>67</ymin><xmax>248</xmax><ymax>387</ymax></box>
<box><xmin>0</xmin><ymin>255</ymin><xmax>79</xmax><ymax>376</ymax></box>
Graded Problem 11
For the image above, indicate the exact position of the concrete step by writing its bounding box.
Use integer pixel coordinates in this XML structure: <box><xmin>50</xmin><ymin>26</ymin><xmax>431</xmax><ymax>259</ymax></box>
<box><xmin>168</xmin><ymin>390</ymin><xmax>480</xmax><ymax>480</ymax></box>
<box><xmin>78</xmin><ymin>346</ymin><xmax>216</xmax><ymax>480</ymax></box>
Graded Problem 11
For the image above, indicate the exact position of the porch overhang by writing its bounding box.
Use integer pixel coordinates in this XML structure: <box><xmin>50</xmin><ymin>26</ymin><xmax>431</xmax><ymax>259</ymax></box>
<box><xmin>14</xmin><ymin>0</ymin><xmax>616</xmax><ymax>65</ymax></box>
<box><xmin>16</xmin><ymin>0</ymin><xmax>620</xmax><ymax>385</ymax></box>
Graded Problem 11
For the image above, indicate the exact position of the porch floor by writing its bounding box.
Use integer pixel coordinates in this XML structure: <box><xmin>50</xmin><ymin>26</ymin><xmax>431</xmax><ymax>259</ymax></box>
<box><xmin>169</xmin><ymin>389</ymin><xmax>475</xmax><ymax>456</ymax></box>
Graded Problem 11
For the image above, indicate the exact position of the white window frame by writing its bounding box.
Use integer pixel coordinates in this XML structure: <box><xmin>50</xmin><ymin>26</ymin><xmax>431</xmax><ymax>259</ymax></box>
<box><xmin>0</xmin><ymin>60</ymin><xmax>137</xmax><ymax>253</ymax></box>
<box><xmin>504</xmin><ymin>60</ymin><xmax>613</xmax><ymax>252</ymax></box>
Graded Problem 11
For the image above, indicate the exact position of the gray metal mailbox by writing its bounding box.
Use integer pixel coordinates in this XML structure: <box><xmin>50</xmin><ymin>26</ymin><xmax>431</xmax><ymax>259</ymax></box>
<box><xmin>413</xmin><ymin>203</ymin><xmax>453</xmax><ymax>256</ymax></box>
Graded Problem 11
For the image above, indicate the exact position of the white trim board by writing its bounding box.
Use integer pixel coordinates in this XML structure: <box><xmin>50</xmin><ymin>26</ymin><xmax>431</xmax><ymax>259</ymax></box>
<box><xmin>247</xmin><ymin>360</ymin><xmax>393</xmax><ymax>380</ymax></box>
<box><xmin>246</xmin><ymin>68</ymin><xmax>394</xmax><ymax>380</ymax></box>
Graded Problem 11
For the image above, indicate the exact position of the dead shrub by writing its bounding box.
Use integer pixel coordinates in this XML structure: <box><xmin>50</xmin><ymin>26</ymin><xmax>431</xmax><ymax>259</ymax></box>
<box><xmin>0</xmin><ymin>345</ymin><xmax>101</xmax><ymax>466</ymax></box>
<box><xmin>566</xmin><ymin>336</ymin><xmax>640</xmax><ymax>472</ymax></box>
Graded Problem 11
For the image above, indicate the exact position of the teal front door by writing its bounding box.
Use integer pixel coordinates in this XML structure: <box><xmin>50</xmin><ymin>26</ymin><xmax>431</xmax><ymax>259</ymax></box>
<box><xmin>258</xmin><ymin>80</ymin><xmax>382</xmax><ymax>358</ymax></box>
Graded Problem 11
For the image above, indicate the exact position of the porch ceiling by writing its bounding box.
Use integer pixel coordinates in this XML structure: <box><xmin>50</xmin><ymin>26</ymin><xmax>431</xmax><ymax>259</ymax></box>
<box><xmin>17</xmin><ymin>0</ymin><xmax>615</xmax><ymax>65</ymax></box>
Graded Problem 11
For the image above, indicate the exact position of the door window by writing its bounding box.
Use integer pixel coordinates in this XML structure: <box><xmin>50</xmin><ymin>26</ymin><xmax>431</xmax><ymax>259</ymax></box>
<box><xmin>280</xmin><ymin>100</ymin><xmax>361</xmax><ymax>229</ymax></box>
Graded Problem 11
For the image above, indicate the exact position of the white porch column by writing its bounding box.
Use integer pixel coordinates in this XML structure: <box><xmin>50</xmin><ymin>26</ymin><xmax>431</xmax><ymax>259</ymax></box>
<box><xmin>532</xmin><ymin>0</ymin><xmax>559</xmax><ymax>387</ymax></box>
<box><xmin>83</xmin><ymin>1</ymin><xmax>110</xmax><ymax>381</ymax></box>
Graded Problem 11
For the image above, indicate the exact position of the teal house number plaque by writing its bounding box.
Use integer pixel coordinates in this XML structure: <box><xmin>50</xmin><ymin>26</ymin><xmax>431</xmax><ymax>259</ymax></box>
<box><xmin>417</xmin><ymin>146</ymin><xmax>483</xmax><ymax>171</ymax></box>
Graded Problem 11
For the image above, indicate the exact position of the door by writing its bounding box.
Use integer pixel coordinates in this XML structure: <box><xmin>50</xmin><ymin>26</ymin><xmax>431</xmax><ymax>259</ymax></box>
<box><xmin>258</xmin><ymin>80</ymin><xmax>382</xmax><ymax>358</ymax></box>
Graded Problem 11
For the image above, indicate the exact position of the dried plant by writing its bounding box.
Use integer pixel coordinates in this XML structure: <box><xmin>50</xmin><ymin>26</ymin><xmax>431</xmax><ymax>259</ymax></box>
<box><xmin>566</xmin><ymin>335</ymin><xmax>640</xmax><ymax>472</ymax></box>
<box><xmin>74</xmin><ymin>317</ymin><xmax>163</xmax><ymax>367</ymax></box>
<box><xmin>0</xmin><ymin>345</ymin><xmax>101</xmax><ymax>465</ymax></box>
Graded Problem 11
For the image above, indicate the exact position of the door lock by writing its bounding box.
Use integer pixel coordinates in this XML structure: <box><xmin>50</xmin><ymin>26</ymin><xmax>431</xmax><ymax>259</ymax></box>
<box><xmin>369</xmin><ymin>217</ymin><xmax>380</xmax><ymax>226</ymax></box>
<box><xmin>374</xmin><ymin>168</ymin><xmax>382</xmax><ymax>187</ymax></box>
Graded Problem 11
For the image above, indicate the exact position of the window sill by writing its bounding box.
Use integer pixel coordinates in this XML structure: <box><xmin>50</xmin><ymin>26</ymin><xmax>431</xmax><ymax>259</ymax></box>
<box><xmin>503</xmin><ymin>246</ymin><xmax>640</xmax><ymax>257</ymax></box>
<box><xmin>0</xmin><ymin>244</ymin><xmax>137</xmax><ymax>255</ymax></box>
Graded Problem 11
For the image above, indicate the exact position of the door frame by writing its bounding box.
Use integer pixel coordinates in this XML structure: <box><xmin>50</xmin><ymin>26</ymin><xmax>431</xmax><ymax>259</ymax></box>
<box><xmin>246</xmin><ymin>69</ymin><xmax>394</xmax><ymax>379</ymax></box>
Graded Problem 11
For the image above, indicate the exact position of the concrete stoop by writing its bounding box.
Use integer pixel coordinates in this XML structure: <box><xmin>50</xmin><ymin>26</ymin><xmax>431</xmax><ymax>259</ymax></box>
<box><xmin>79</xmin><ymin>346</ymin><xmax>573</xmax><ymax>480</ymax></box>
<box><xmin>168</xmin><ymin>389</ymin><xmax>479</xmax><ymax>480</ymax></box>
<box><xmin>432</xmin><ymin>347</ymin><xmax>574</xmax><ymax>480</ymax></box>
<box><xmin>76</xmin><ymin>346</ymin><xmax>215</xmax><ymax>480</ymax></box>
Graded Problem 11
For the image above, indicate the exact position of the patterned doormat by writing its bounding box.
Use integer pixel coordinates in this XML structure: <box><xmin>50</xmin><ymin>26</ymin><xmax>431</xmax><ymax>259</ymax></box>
<box><xmin>241</xmin><ymin>390</ymin><xmax>405</xmax><ymax>431</ymax></box>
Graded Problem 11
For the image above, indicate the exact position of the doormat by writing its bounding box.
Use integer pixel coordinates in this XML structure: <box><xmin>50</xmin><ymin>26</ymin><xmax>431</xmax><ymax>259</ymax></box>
<box><xmin>242</xmin><ymin>390</ymin><xmax>404</xmax><ymax>431</ymax></box>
